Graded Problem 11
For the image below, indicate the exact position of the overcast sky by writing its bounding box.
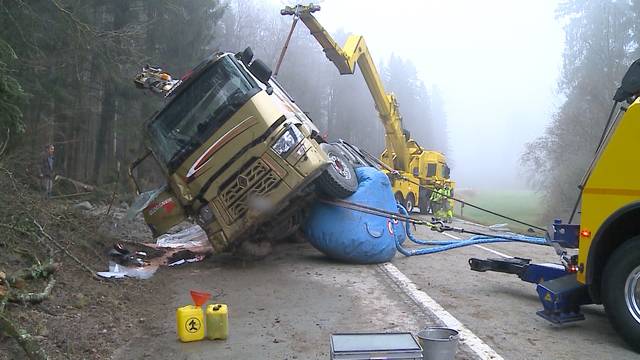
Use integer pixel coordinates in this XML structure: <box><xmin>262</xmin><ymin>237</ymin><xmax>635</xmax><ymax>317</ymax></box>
<box><xmin>281</xmin><ymin>0</ymin><xmax>566</xmax><ymax>189</ymax></box>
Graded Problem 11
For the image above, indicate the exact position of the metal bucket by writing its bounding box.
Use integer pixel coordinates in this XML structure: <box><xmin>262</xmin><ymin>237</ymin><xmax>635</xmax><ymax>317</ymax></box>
<box><xmin>416</xmin><ymin>327</ymin><xmax>459</xmax><ymax>360</ymax></box>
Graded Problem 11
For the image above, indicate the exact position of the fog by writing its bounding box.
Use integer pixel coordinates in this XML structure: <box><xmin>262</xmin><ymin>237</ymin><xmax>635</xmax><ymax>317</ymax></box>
<box><xmin>293</xmin><ymin>0</ymin><xmax>565</xmax><ymax>189</ymax></box>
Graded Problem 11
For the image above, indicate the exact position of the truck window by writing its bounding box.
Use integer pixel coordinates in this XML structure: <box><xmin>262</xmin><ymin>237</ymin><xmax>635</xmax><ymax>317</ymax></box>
<box><xmin>427</xmin><ymin>163</ymin><xmax>437</xmax><ymax>177</ymax></box>
<box><xmin>148</xmin><ymin>56</ymin><xmax>259</xmax><ymax>168</ymax></box>
<box><xmin>443</xmin><ymin>164</ymin><xmax>450</xmax><ymax>179</ymax></box>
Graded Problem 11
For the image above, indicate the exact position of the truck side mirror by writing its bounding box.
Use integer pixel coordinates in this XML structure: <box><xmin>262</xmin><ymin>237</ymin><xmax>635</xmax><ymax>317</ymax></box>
<box><xmin>249</xmin><ymin>59</ymin><xmax>272</xmax><ymax>85</ymax></box>
<box><xmin>249</xmin><ymin>59</ymin><xmax>273</xmax><ymax>94</ymax></box>
<box><xmin>236</xmin><ymin>47</ymin><xmax>254</xmax><ymax>66</ymax></box>
<box><xmin>613</xmin><ymin>58</ymin><xmax>640</xmax><ymax>102</ymax></box>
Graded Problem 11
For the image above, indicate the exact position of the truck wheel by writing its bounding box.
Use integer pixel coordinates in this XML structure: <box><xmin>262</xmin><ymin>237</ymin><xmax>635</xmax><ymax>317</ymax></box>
<box><xmin>418</xmin><ymin>189</ymin><xmax>430</xmax><ymax>214</ymax></box>
<box><xmin>405</xmin><ymin>193</ymin><xmax>415</xmax><ymax>213</ymax></box>
<box><xmin>317</xmin><ymin>143</ymin><xmax>358</xmax><ymax>198</ymax></box>
<box><xmin>395</xmin><ymin>192</ymin><xmax>404</xmax><ymax>206</ymax></box>
<box><xmin>418</xmin><ymin>199</ymin><xmax>430</xmax><ymax>214</ymax></box>
<box><xmin>602</xmin><ymin>237</ymin><xmax>640</xmax><ymax>352</ymax></box>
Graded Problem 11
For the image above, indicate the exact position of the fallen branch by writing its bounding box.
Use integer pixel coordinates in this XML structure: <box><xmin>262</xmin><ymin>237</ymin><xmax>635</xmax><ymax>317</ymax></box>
<box><xmin>0</xmin><ymin>275</ymin><xmax>9</xmax><ymax>313</ymax></box>
<box><xmin>53</xmin><ymin>175</ymin><xmax>95</xmax><ymax>192</ymax></box>
<box><xmin>6</xmin><ymin>263</ymin><xmax>58</xmax><ymax>285</ymax></box>
<box><xmin>0</xmin><ymin>128</ymin><xmax>9</xmax><ymax>159</ymax></box>
<box><xmin>49</xmin><ymin>192</ymin><xmax>93</xmax><ymax>199</ymax></box>
<box><xmin>9</xmin><ymin>277</ymin><xmax>56</xmax><ymax>305</ymax></box>
<box><xmin>0</xmin><ymin>313</ymin><xmax>48</xmax><ymax>360</ymax></box>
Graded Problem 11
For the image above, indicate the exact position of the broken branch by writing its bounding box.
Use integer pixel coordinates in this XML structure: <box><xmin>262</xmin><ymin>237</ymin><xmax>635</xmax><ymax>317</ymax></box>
<box><xmin>6</xmin><ymin>263</ymin><xmax>58</xmax><ymax>285</ymax></box>
<box><xmin>0</xmin><ymin>313</ymin><xmax>49</xmax><ymax>360</ymax></box>
<box><xmin>9</xmin><ymin>277</ymin><xmax>56</xmax><ymax>305</ymax></box>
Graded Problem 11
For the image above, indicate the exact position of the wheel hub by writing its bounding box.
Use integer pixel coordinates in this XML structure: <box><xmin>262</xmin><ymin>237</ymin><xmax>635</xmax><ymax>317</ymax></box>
<box><xmin>625</xmin><ymin>264</ymin><xmax>640</xmax><ymax>324</ymax></box>
<box><xmin>329</xmin><ymin>154</ymin><xmax>352</xmax><ymax>180</ymax></box>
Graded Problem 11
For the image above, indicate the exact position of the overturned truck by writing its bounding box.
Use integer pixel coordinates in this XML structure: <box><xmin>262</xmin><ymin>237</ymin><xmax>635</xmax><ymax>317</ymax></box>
<box><xmin>128</xmin><ymin>48</ymin><xmax>370</xmax><ymax>253</ymax></box>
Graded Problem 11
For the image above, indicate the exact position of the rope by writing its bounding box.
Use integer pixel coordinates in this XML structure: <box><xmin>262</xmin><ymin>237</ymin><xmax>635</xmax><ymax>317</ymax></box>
<box><xmin>356</xmin><ymin>149</ymin><xmax>547</xmax><ymax>233</ymax></box>
<box><xmin>319</xmin><ymin>198</ymin><xmax>429</xmax><ymax>225</ymax></box>
<box><xmin>318</xmin><ymin>196</ymin><xmax>550</xmax><ymax>257</ymax></box>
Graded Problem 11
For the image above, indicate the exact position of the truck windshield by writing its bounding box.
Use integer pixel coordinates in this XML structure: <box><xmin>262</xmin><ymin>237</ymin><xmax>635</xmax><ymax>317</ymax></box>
<box><xmin>148</xmin><ymin>55</ymin><xmax>259</xmax><ymax>168</ymax></box>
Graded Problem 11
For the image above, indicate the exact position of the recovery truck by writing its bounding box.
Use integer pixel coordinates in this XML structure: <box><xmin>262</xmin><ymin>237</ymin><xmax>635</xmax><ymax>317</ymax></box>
<box><xmin>468</xmin><ymin>60</ymin><xmax>640</xmax><ymax>351</ymax></box>
<box><xmin>127</xmin><ymin>48</ymin><xmax>365</xmax><ymax>253</ymax></box>
<box><xmin>279</xmin><ymin>4</ymin><xmax>454</xmax><ymax>215</ymax></box>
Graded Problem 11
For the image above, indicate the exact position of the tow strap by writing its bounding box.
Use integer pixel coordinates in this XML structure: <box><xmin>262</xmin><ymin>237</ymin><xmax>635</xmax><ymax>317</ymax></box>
<box><xmin>320</xmin><ymin>197</ymin><xmax>550</xmax><ymax>257</ymax></box>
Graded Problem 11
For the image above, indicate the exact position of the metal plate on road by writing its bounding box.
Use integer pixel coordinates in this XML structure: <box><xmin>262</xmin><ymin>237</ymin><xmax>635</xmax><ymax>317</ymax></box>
<box><xmin>331</xmin><ymin>332</ymin><xmax>423</xmax><ymax>359</ymax></box>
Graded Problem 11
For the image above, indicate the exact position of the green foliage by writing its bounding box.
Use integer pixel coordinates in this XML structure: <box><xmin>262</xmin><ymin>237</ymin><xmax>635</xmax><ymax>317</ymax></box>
<box><xmin>0</xmin><ymin>39</ymin><xmax>26</xmax><ymax>136</ymax></box>
<box><xmin>0</xmin><ymin>0</ymin><xmax>226</xmax><ymax>183</ymax></box>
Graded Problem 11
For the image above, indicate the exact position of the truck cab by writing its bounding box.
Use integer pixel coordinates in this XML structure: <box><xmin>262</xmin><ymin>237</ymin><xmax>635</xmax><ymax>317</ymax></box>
<box><xmin>575</xmin><ymin>87</ymin><xmax>640</xmax><ymax>351</ymax></box>
<box><xmin>129</xmin><ymin>48</ymin><xmax>358</xmax><ymax>253</ymax></box>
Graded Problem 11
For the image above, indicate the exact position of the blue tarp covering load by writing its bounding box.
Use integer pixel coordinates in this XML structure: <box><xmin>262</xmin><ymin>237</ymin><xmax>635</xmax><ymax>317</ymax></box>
<box><xmin>304</xmin><ymin>167</ymin><xmax>403</xmax><ymax>264</ymax></box>
<box><xmin>304</xmin><ymin>167</ymin><xmax>549</xmax><ymax>264</ymax></box>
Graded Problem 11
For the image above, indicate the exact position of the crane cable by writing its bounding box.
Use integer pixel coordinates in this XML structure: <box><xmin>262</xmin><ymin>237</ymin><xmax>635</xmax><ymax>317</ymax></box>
<box><xmin>354</xmin><ymin>148</ymin><xmax>548</xmax><ymax>233</ymax></box>
<box><xmin>319</xmin><ymin>198</ymin><xmax>548</xmax><ymax>243</ymax></box>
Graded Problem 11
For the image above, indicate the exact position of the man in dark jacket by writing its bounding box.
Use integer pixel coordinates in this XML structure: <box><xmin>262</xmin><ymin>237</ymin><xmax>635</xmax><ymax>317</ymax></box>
<box><xmin>40</xmin><ymin>144</ymin><xmax>55</xmax><ymax>198</ymax></box>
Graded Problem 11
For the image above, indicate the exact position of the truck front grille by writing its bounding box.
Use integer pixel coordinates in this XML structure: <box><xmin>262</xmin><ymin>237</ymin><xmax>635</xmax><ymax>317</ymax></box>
<box><xmin>218</xmin><ymin>159</ymin><xmax>280</xmax><ymax>223</ymax></box>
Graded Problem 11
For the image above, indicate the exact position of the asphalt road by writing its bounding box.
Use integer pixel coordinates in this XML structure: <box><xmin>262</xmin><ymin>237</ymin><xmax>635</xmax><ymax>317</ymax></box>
<box><xmin>113</xmin><ymin>218</ymin><xmax>639</xmax><ymax>359</ymax></box>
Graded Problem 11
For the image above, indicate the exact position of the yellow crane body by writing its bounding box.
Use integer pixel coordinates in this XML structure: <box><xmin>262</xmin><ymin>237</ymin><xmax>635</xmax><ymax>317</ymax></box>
<box><xmin>289</xmin><ymin>5</ymin><xmax>453</xmax><ymax>213</ymax></box>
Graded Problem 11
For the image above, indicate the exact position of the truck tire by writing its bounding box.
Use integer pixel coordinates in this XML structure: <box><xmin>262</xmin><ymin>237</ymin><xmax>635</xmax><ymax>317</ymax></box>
<box><xmin>317</xmin><ymin>143</ymin><xmax>358</xmax><ymax>198</ymax></box>
<box><xmin>395</xmin><ymin>192</ymin><xmax>404</xmax><ymax>206</ymax></box>
<box><xmin>405</xmin><ymin>193</ymin><xmax>415</xmax><ymax>213</ymax></box>
<box><xmin>418</xmin><ymin>188</ymin><xmax>430</xmax><ymax>214</ymax></box>
<box><xmin>418</xmin><ymin>201</ymin><xmax>430</xmax><ymax>214</ymax></box>
<box><xmin>602</xmin><ymin>236</ymin><xmax>640</xmax><ymax>352</ymax></box>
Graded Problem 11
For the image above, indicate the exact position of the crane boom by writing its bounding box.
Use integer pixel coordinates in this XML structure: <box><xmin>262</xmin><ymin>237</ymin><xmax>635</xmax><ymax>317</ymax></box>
<box><xmin>285</xmin><ymin>4</ymin><xmax>411</xmax><ymax>171</ymax></box>
<box><xmin>282</xmin><ymin>4</ymin><xmax>455</xmax><ymax>220</ymax></box>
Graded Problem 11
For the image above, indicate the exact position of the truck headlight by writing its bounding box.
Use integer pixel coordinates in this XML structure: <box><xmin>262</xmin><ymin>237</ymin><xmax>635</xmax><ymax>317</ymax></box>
<box><xmin>272</xmin><ymin>125</ymin><xmax>304</xmax><ymax>156</ymax></box>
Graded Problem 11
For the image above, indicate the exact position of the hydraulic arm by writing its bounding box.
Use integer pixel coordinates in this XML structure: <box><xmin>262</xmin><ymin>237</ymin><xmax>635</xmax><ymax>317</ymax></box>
<box><xmin>282</xmin><ymin>4</ymin><xmax>411</xmax><ymax>171</ymax></box>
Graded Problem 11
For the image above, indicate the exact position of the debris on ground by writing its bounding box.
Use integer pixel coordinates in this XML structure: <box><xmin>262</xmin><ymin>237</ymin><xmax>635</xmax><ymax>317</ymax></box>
<box><xmin>97</xmin><ymin>225</ymin><xmax>213</xmax><ymax>279</ymax></box>
<box><xmin>72</xmin><ymin>201</ymin><xmax>94</xmax><ymax>211</ymax></box>
<box><xmin>0</xmin><ymin>161</ymin><xmax>161</xmax><ymax>360</ymax></box>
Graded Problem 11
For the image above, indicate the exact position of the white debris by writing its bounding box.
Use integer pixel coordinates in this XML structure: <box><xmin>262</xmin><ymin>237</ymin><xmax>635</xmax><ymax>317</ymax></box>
<box><xmin>73</xmin><ymin>201</ymin><xmax>94</xmax><ymax>211</ymax></box>
<box><xmin>156</xmin><ymin>225</ymin><xmax>209</xmax><ymax>248</ymax></box>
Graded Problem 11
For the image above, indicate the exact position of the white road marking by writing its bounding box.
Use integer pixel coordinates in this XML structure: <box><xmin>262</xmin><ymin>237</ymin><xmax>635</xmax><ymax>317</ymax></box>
<box><xmin>380</xmin><ymin>263</ymin><xmax>504</xmax><ymax>360</ymax></box>
<box><xmin>460</xmin><ymin>219</ymin><xmax>489</xmax><ymax>228</ymax></box>
<box><xmin>442</xmin><ymin>232</ymin><xmax>513</xmax><ymax>258</ymax></box>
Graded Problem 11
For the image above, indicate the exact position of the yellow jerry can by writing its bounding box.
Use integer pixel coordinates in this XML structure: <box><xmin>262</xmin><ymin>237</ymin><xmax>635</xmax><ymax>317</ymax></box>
<box><xmin>176</xmin><ymin>305</ymin><xmax>205</xmax><ymax>342</ymax></box>
<box><xmin>206</xmin><ymin>304</ymin><xmax>229</xmax><ymax>340</ymax></box>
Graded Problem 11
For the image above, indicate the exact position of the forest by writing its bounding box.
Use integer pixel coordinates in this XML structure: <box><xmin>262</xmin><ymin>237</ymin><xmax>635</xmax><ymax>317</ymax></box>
<box><xmin>0</xmin><ymin>0</ymin><xmax>448</xmax><ymax>189</ymax></box>
<box><xmin>522</xmin><ymin>0</ymin><xmax>640</xmax><ymax>220</ymax></box>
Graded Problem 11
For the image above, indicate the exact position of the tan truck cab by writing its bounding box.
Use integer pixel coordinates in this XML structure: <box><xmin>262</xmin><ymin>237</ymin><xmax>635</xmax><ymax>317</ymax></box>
<box><xmin>129</xmin><ymin>48</ymin><xmax>359</xmax><ymax>253</ymax></box>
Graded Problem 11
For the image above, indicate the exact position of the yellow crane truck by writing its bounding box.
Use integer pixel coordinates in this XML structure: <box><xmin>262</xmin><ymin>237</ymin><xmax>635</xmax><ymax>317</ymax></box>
<box><xmin>127</xmin><ymin>48</ymin><xmax>363</xmax><ymax>253</ymax></box>
<box><xmin>470</xmin><ymin>60</ymin><xmax>640</xmax><ymax>351</ymax></box>
<box><xmin>280</xmin><ymin>4</ymin><xmax>453</xmax><ymax>215</ymax></box>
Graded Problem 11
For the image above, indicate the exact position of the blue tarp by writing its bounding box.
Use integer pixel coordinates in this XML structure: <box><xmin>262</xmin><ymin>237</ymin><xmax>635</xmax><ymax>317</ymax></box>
<box><xmin>304</xmin><ymin>167</ymin><xmax>550</xmax><ymax>263</ymax></box>
<box><xmin>304</xmin><ymin>167</ymin><xmax>404</xmax><ymax>264</ymax></box>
